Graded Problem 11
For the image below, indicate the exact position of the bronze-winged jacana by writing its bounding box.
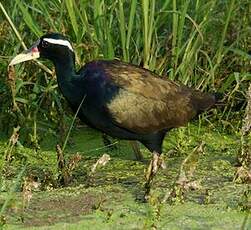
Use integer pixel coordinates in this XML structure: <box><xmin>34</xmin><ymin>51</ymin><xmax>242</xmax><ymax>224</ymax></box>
<box><xmin>9</xmin><ymin>33</ymin><xmax>219</xmax><ymax>200</ymax></box>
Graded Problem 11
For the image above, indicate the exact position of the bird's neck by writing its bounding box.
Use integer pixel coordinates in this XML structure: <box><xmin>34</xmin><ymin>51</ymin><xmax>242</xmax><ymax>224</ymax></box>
<box><xmin>53</xmin><ymin>54</ymin><xmax>82</xmax><ymax>104</ymax></box>
<box><xmin>53</xmin><ymin>53</ymin><xmax>76</xmax><ymax>83</ymax></box>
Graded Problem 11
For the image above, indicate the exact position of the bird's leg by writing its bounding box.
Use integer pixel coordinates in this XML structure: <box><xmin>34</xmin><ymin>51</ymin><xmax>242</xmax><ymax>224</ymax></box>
<box><xmin>129</xmin><ymin>141</ymin><xmax>144</xmax><ymax>161</ymax></box>
<box><xmin>144</xmin><ymin>151</ymin><xmax>165</xmax><ymax>200</ymax></box>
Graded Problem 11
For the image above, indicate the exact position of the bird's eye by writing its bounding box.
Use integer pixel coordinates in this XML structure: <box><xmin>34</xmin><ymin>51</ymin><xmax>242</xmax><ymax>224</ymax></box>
<box><xmin>41</xmin><ymin>40</ymin><xmax>49</xmax><ymax>48</ymax></box>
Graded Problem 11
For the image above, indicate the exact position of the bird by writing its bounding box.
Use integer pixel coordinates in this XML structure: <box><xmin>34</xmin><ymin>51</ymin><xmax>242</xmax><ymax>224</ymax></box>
<box><xmin>9</xmin><ymin>33</ymin><xmax>219</xmax><ymax>200</ymax></box>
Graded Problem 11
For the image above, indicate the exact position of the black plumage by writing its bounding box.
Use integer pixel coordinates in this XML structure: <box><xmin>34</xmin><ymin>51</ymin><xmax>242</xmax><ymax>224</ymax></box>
<box><xmin>58</xmin><ymin>59</ymin><xmax>215</xmax><ymax>154</ymax></box>
<box><xmin>10</xmin><ymin>33</ymin><xmax>218</xmax><ymax>199</ymax></box>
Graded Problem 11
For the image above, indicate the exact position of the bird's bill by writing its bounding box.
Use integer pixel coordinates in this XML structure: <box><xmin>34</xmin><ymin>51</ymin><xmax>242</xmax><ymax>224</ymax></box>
<box><xmin>9</xmin><ymin>40</ymin><xmax>40</xmax><ymax>66</ymax></box>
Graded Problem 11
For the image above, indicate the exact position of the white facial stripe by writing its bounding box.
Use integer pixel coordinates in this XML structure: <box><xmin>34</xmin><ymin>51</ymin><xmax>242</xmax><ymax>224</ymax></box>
<box><xmin>43</xmin><ymin>38</ymin><xmax>73</xmax><ymax>51</ymax></box>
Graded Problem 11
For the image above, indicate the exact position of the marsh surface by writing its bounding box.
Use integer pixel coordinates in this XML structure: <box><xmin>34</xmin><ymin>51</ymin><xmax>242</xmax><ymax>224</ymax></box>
<box><xmin>1</xmin><ymin>123</ymin><xmax>250</xmax><ymax>229</ymax></box>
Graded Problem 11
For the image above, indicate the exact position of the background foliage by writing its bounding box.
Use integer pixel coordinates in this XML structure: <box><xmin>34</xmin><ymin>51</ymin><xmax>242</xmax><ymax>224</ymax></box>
<box><xmin>0</xmin><ymin>0</ymin><xmax>250</xmax><ymax>143</ymax></box>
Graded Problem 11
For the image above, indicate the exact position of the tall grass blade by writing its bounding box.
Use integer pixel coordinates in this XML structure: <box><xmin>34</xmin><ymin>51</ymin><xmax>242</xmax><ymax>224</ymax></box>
<box><xmin>126</xmin><ymin>0</ymin><xmax>137</xmax><ymax>61</ymax></box>
<box><xmin>0</xmin><ymin>165</ymin><xmax>26</xmax><ymax>217</ymax></box>
<box><xmin>118</xmin><ymin>0</ymin><xmax>127</xmax><ymax>61</ymax></box>
<box><xmin>62</xmin><ymin>95</ymin><xmax>86</xmax><ymax>152</ymax></box>
<box><xmin>65</xmin><ymin>0</ymin><xmax>79</xmax><ymax>40</ymax></box>
<box><xmin>15</xmin><ymin>0</ymin><xmax>42</xmax><ymax>37</ymax></box>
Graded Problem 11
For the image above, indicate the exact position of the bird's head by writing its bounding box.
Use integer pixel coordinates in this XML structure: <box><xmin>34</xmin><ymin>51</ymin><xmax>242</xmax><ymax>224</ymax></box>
<box><xmin>9</xmin><ymin>33</ymin><xmax>74</xmax><ymax>66</ymax></box>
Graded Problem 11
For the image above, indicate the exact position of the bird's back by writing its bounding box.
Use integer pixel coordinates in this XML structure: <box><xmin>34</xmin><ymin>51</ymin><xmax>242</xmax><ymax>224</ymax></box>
<box><xmin>78</xmin><ymin>60</ymin><xmax>216</xmax><ymax>134</ymax></box>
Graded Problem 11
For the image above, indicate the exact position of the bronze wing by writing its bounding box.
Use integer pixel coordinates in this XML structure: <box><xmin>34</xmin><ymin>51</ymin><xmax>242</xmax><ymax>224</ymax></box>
<box><xmin>102</xmin><ymin>61</ymin><xmax>198</xmax><ymax>134</ymax></box>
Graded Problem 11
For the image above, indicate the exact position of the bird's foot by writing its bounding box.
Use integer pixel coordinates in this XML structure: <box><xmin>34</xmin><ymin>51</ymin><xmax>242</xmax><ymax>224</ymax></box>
<box><xmin>144</xmin><ymin>168</ymin><xmax>155</xmax><ymax>201</ymax></box>
<box><xmin>144</xmin><ymin>152</ymin><xmax>166</xmax><ymax>201</ymax></box>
